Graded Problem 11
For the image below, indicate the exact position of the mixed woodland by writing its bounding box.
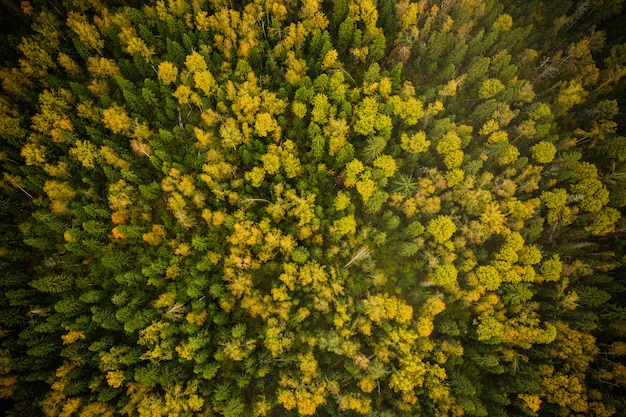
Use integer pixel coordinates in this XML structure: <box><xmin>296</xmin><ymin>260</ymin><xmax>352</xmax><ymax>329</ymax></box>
<box><xmin>1</xmin><ymin>0</ymin><xmax>626</xmax><ymax>416</ymax></box>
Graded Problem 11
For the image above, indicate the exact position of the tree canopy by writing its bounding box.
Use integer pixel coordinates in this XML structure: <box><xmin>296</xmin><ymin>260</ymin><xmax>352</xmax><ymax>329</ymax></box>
<box><xmin>1</xmin><ymin>0</ymin><xmax>626</xmax><ymax>416</ymax></box>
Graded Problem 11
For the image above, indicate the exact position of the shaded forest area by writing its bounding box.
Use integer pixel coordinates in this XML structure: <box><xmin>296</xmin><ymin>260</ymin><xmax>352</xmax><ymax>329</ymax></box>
<box><xmin>1</xmin><ymin>0</ymin><xmax>626</xmax><ymax>416</ymax></box>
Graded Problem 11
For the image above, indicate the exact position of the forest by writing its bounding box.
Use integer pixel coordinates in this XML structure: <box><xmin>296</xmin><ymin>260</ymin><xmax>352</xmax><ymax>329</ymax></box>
<box><xmin>0</xmin><ymin>0</ymin><xmax>625</xmax><ymax>416</ymax></box>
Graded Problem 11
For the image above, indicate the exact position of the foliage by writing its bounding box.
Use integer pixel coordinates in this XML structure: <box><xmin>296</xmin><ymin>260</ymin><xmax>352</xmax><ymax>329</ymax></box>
<box><xmin>1</xmin><ymin>1</ymin><xmax>625</xmax><ymax>416</ymax></box>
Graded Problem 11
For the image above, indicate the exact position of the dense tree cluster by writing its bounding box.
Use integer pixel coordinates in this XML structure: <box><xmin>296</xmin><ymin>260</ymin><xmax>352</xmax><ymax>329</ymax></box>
<box><xmin>1</xmin><ymin>0</ymin><xmax>626</xmax><ymax>416</ymax></box>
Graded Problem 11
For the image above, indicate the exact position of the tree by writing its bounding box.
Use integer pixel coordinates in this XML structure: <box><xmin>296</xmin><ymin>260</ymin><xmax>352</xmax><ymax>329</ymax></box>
<box><xmin>354</xmin><ymin>97</ymin><xmax>392</xmax><ymax>135</ymax></box>
<box><xmin>400</xmin><ymin>131</ymin><xmax>430</xmax><ymax>154</ymax></box>
<box><xmin>478</xmin><ymin>78</ymin><xmax>505</xmax><ymax>99</ymax></box>
<box><xmin>356</xmin><ymin>174</ymin><xmax>376</xmax><ymax>203</ymax></box>
<box><xmin>475</xmin><ymin>313</ymin><xmax>504</xmax><ymax>344</ymax></box>
<box><xmin>102</xmin><ymin>106</ymin><xmax>132</xmax><ymax>135</ymax></box>
<box><xmin>571</xmin><ymin>178</ymin><xmax>610</xmax><ymax>213</ymax></box>
<box><xmin>540</xmin><ymin>255</ymin><xmax>562</xmax><ymax>282</ymax></box>
<box><xmin>389</xmin><ymin>95</ymin><xmax>424</xmax><ymax>126</ymax></box>
<box><xmin>530</xmin><ymin>141</ymin><xmax>557</xmax><ymax>164</ymax></box>
<box><xmin>194</xmin><ymin>70</ymin><xmax>217</xmax><ymax>96</ymax></box>
<box><xmin>474</xmin><ymin>265</ymin><xmax>501</xmax><ymax>291</ymax></box>
<box><xmin>555</xmin><ymin>79</ymin><xmax>588</xmax><ymax>115</ymax></box>
<box><xmin>157</xmin><ymin>61</ymin><xmax>178</xmax><ymax>85</ymax></box>
<box><xmin>432</xmin><ymin>264</ymin><xmax>458</xmax><ymax>286</ymax></box>
<box><xmin>66</xmin><ymin>12</ymin><xmax>104</xmax><ymax>53</ymax></box>
<box><xmin>493</xmin><ymin>14</ymin><xmax>513</xmax><ymax>32</ymax></box>
<box><xmin>427</xmin><ymin>215</ymin><xmax>457</xmax><ymax>244</ymax></box>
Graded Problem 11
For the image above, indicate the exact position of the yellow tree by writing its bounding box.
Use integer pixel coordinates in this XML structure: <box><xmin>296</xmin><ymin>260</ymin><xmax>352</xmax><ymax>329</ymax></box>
<box><xmin>66</xmin><ymin>11</ymin><xmax>104</xmax><ymax>53</ymax></box>
<box><xmin>354</xmin><ymin>97</ymin><xmax>392</xmax><ymax>135</ymax></box>
<box><xmin>427</xmin><ymin>215</ymin><xmax>457</xmax><ymax>245</ymax></box>
<box><xmin>400</xmin><ymin>131</ymin><xmax>430</xmax><ymax>154</ymax></box>
<box><xmin>157</xmin><ymin>61</ymin><xmax>178</xmax><ymax>85</ymax></box>
<box><xmin>102</xmin><ymin>105</ymin><xmax>132</xmax><ymax>135</ymax></box>
<box><xmin>43</xmin><ymin>180</ymin><xmax>75</xmax><ymax>214</ymax></box>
